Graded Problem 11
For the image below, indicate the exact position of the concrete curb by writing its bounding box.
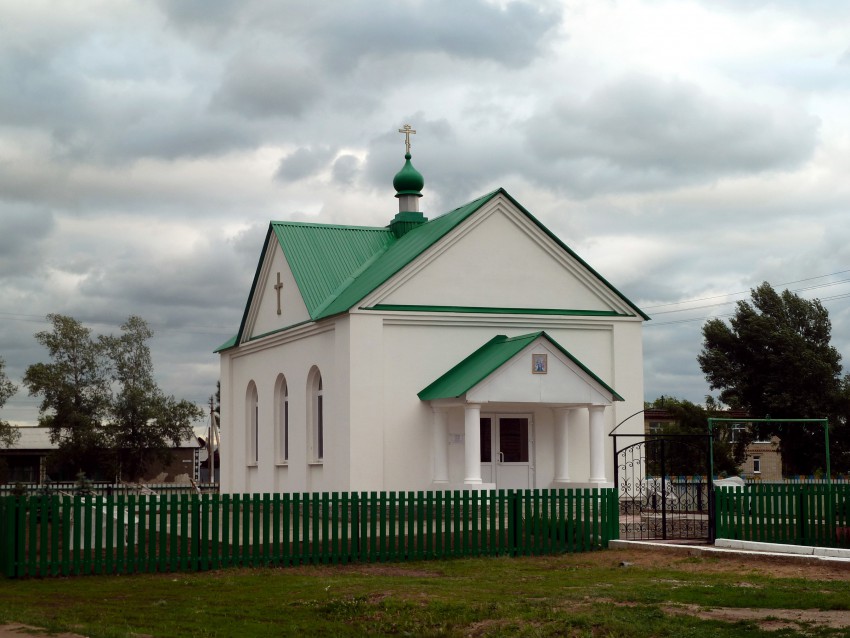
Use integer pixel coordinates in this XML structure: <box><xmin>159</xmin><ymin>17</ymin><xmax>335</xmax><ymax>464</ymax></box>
<box><xmin>609</xmin><ymin>539</ymin><xmax>850</xmax><ymax>566</ymax></box>
<box><xmin>714</xmin><ymin>538</ymin><xmax>850</xmax><ymax>559</ymax></box>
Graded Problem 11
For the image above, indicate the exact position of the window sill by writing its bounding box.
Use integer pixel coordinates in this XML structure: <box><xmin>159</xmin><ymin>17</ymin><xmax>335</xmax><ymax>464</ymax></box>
<box><xmin>275</xmin><ymin>461</ymin><xmax>289</xmax><ymax>467</ymax></box>
<box><xmin>308</xmin><ymin>460</ymin><xmax>324</xmax><ymax>466</ymax></box>
<box><xmin>246</xmin><ymin>462</ymin><xmax>258</xmax><ymax>468</ymax></box>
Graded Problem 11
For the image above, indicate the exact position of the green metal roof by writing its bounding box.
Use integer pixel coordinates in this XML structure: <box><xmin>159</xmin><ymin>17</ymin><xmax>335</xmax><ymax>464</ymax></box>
<box><xmin>214</xmin><ymin>335</ymin><xmax>237</xmax><ymax>353</ymax></box>
<box><xmin>314</xmin><ymin>190</ymin><xmax>500</xmax><ymax>319</ymax></box>
<box><xmin>272</xmin><ymin>222</ymin><xmax>395</xmax><ymax>318</ymax></box>
<box><xmin>218</xmin><ymin>187</ymin><xmax>648</xmax><ymax>352</ymax></box>
<box><xmin>417</xmin><ymin>331</ymin><xmax>624</xmax><ymax>402</ymax></box>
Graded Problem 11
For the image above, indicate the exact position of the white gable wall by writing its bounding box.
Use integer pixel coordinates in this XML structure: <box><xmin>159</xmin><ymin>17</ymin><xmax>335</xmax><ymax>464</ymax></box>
<box><xmin>467</xmin><ymin>338</ymin><xmax>615</xmax><ymax>405</ymax></box>
<box><xmin>375</xmin><ymin>198</ymin><xmax>629</xmax><ymax>314</ymax></box>
<box><xmin>244</xmin><ymin>236</ymin><xmax>311</xmax><ymax>341</ymax></box>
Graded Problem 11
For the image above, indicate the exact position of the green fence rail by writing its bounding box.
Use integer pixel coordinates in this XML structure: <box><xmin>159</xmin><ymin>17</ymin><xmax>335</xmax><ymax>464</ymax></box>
<box><xmin>0</xmin><ymin>488</ymin><xmax>617</xmax><ymax>578</ymax></box>
<box><xmin>715</xmin><ymin>484</ymin><xmax>850</xmax><ymax>547</ymax></box>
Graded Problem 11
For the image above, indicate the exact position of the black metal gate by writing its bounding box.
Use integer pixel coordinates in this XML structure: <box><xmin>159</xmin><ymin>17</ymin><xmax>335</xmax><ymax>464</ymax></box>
<box><xmin>613</xmin><ymin>434</ymin><xmax>714</xmax><ymax>542</ymax></box>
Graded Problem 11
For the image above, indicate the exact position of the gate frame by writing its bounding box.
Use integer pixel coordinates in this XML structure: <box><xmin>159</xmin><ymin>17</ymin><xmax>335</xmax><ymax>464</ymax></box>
<box><xmin>611</xmin><ymin>432</ymin><xmax>715</xmax><ymax>542</ymax></box>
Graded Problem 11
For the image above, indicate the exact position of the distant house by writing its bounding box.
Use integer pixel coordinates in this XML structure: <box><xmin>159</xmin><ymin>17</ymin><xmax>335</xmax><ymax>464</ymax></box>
<box><xmin>642</xmin><ymin>409</ymin><xmax>782</xmax><ymax>480</ymax></box>
<box><xmin>0</xmin><ymin>427</ymin><xmax>202</xmax><ymax>485</ymax></box>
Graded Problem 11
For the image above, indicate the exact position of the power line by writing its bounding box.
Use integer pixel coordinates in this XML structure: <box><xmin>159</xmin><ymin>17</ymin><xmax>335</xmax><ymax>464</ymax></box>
<box><xmin>648</xmin><ymin>292</ymin><xmax>850</xmax><ymax>327</ymax></box>
<box><xmin>643</xmin><ymin>269</ymin><xmax>850</xmax><ymax>310</ymax></box>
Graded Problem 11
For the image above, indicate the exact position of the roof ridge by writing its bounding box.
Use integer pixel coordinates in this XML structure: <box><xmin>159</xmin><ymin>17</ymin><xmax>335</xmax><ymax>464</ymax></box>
<box><xmin>502</xmin><ymin>331</ymin><xmax>543</xmax><ymax>343</ymax></box>
<box><xmin>271</xmin><ymin>220</ymin><xmax>392</xmax><ymax>232</ymax></box>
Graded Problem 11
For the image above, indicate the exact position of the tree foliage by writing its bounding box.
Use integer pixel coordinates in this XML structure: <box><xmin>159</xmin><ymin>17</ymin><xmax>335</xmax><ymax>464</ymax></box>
<box><xmin>698</xmin><ymin>282</ymin><xmax>849</xmax><ymax>474</ymax></box>
<box><xmin>23</xmin><ymin>314</ymin><xmax>112</xmax><ymax>474</ymax></box>
<box><xmin>0</xmin><ymin>357</ymin><xmax>19</xmax><ymax>448</ymax></box>
<box><xmin>645</xmin><ymin>396</ymin><xmax>744</xmax><ymax>476</ymax></box>
<box><xmin>102</xmin><ymin>316</ymin><xmax>203</xmax><ymax>480</ymax></box>
<box><xmin>24</xmin><ymin>314</ymin><xmax>203</xmax><ymax>480</ymax></box>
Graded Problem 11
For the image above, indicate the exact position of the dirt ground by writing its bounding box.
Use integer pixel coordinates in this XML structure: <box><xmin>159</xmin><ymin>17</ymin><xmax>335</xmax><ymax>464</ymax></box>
<box><xmin>607</xmin><ymin>545</ymin><xmax>850</xmax><ymax>580</ymax></box>
<box><xmin>608</xmin><ymin>547</ymin><xmax>850</xmax><ymax>632</ymax></box>
<box><xmin>0</xmin><ymin>626</ymin><xmax>88</xmax><ymax>638</ymax></box>
<box><xmin>3</xmin><ymin>547</ymin><xmax>850</xmax><ymax>636</ymax></box>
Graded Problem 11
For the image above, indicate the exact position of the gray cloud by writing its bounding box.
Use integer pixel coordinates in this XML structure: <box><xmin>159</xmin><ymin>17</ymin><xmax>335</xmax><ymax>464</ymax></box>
<box><xmin>332</xmin><ymin>154</ymin><xmax>360</xmax><ymax>185</ymax></box>
<box><xmin>212</xmin><ymin>55</ymin><xmax>324</xmax><ymax>119</ymax></box>
<box><xmin>156</xmin><ymin>0</ymin><xmax>561</xmax><ymax>72</ymax></box>
<box><xmin>315</xmin><ymin>0</ymin><xmax>561</xmax><ymax>72</ymax></box>
<box><xmin>0</xmin><ymin>206</ymin><xmax>54</xmax><ymax>278</ymax></box>
<box><xmin>276</xmin><ymin>147</ymin><xmax>336</xmax><ymax>182</ymax></box>
<box><xmin>2</xmin><ymin>0</ymin><xmax>850</xmax><ymax>425</ymax></box>
<box><xmin>524</xmin><ymin>76</ymin><xmax>820</xmax><ymax>195</ymax></box>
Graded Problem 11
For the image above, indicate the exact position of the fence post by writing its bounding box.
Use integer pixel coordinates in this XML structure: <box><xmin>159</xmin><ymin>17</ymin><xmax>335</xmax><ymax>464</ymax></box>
<box><xmin>1</xmin><ymin>497</ymin><xmax>19</xmax><ymax>578</ymax></box>
<box><xmin>798</xmin><ymin>488</ymin><xmax>807</xmax><ymax>546</ymax></box>
<box><xmin>507</xmin><ymin>490</ymin><xmax>521</xmax><ymax>556</ymax></box>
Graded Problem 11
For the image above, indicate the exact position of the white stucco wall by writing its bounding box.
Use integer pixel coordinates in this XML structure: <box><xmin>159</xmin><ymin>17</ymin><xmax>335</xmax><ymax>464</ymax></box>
<box><xmin>220</xmin><ymin>322</ymin><xmax>351</xmax><ymax>494</ymax></box>
<box><xmin>354</xmin><ymin>314</ymin><xmax>644</xmax><ymax>491</ymax></box>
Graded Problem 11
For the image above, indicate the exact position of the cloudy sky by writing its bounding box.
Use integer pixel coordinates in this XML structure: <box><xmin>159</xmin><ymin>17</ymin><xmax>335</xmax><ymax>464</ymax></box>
<box><xmin>2</xmin><ymin>0</ymin><xmax>850</xmax><ymax>427</ymax></box>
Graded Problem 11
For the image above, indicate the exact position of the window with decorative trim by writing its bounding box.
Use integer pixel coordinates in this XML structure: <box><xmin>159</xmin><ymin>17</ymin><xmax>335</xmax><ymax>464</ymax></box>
<box><xmin>308</xmin><ymin>367</ymin><xmax>324</xmax><ymax>462</ymax></box>
<box><xmin>246</xmin><ymin>381</ymin><xmax>258</xmax><ymax>466</ymax></box>
<box><xmin>275</xmin><ymin>374</ymin><xmax>289</xmax><ymax>464</ymax></box>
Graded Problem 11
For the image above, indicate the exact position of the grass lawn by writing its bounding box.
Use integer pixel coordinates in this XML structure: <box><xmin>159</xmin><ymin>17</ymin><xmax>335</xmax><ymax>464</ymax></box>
<box><xmin>1</xmin><ymin>547</ymin><xmax>850</xmax><ymax>637</ymax></box>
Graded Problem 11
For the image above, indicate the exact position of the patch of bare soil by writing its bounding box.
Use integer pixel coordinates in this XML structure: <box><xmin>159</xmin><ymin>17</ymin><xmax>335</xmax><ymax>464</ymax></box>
<box><xmin>604</xmin><ymin>547</ymin><xmax>850</xmax><ymax>581</ymax></box>
<box><xmin>292</xmin><ymin>563</ymin><xmax>442</xmax><ymax>578</ymax></box>
<box><xmin>663</xmin><ymin>604</ymin><xmax>850</xmax><ymax>632</ymax></box>
<box><xmin>0</xmin><ymin>624</ymin><xmax>89</xmax><ymax>638</ymax></box>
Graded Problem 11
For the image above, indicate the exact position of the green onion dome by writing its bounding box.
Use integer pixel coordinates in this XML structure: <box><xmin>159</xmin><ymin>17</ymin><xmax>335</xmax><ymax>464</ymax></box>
<box><xmin>393</xmin><ymin>153</ymin><xmax>424</xmax><ymax>197</ymax></box>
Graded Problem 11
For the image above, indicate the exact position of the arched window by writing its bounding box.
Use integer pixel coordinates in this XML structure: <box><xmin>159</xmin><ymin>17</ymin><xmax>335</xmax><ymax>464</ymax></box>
<box><xmin>308</xmin><ymin>367</ymin><xmax>324</xmax><ymax>462</ymax></box>
<box><xmin>275</xmin><ymin>374</ymin><xmax>289</xmax><ymax>464</ymax></box>
<box><xmin>246</xmin><ymin>381</ymin><xmax>258</xmax><ymax>465</ymax></box>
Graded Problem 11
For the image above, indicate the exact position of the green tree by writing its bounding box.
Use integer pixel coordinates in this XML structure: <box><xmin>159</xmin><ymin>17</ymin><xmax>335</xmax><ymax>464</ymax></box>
<box><xmin>698</xmin><ymin>282</ymin><xmax>848</xmax><ymax>474</ymax></box>
<box><xmin>23</xmin><ymin>314</ymin><xmax>112</xmax><ymax>476</ymax></box>
<box><xmin>0</xmin><ymin>356</ymin><xmax>19</xmax><ymax>448</ymax></box>
<box><xmin>102</xmin><ymin>316</ymin><xmax>204</xmax><ymax>481</ymax></box>
<box><xmin>645</xmin><ymin>396</ymin><xmax>744</xmax><ymax>476</ymax></box>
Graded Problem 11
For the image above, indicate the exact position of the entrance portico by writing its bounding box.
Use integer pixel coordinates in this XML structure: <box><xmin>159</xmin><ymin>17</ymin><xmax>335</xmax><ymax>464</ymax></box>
<box><xmin>419</xmin><ymin>332</ymin><xmax>622</xmax><ymax>491</ymax></box>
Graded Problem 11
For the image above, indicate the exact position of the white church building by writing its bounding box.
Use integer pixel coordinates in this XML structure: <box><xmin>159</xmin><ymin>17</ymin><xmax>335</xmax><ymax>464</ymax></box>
<box><xmin>217</xmin><ymin>130</ymin><xmax>647</xmax><ymax>494</ymax></box>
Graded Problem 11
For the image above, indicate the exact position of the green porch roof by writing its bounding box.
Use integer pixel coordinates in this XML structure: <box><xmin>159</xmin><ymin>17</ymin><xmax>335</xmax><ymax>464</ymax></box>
<box><xmin>417</xmin><ymin>331</ymin><xmax>624</xmax><ymax>402</ymax></box>
<box><xmin>219</xmin><ymin>187</ymin><xmax>648</xmax><ymax>352</ymax></box>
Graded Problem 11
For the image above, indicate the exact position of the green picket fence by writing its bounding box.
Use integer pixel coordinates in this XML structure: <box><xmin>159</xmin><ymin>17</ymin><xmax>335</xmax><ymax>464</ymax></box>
<box><xmin>0</xmin><ymin>488</ymin><xmax>617</xmax><ymax>578</ymax></box>
<box><xmin>715</xmin><ymin>483</ymin><xmax>850</xmax><ymax>547</ymax></box>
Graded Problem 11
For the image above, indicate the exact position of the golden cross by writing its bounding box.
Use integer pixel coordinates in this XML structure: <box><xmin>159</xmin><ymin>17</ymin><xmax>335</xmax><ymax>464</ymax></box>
<box><xmin>398</xmin><ymin>124</ymin><xmax>416</xmax><ymax>154</ymax></box>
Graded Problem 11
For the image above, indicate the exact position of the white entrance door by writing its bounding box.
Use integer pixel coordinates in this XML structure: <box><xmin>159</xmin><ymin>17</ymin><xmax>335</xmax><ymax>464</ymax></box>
<box><xmin>479</xmin><ymin>415</ymin><xmax>533</xmax><ymax>489</ymax></box>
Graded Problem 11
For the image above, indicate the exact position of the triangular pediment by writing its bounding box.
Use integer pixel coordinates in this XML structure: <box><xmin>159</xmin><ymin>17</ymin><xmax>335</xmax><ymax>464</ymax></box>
<box><xmin>361</xmin><ymin>194</ymin><xmax>640</xmax><ymax>318</ymax></box>
<box><xmin>467</xmin><ymin>336</ymin><xmax>618</xmax><ymax>405</ymax></box>
<box><xmin>241</xmin><ymin>232</ymin><xmax>311</xmax><ymax>342</ymax></box>
<box><xmin>418</xmin><ymin>332</ymin><xmax>622</xmax><ymax>405</ymax></box>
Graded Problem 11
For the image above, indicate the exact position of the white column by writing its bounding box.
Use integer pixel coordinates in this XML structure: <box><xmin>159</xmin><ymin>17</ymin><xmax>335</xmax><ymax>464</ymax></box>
<box><xmin>588</xmin><ymin>405</ymin><xmax>607</xmax><ymax>483</ymax></box>
<box><xmin>553</xmin><ymin>408</ymin><xmax>574</xmax><ymax>484</ymax></box>
<box><xmin>432</xmin><ymin>408</ymin><xmax>449</xmax><ymax>484</ymax></box>
<box><xmin>463</xmin><ymin>404</ymin><xmax>482</xmax><ymax>485</ymax></box>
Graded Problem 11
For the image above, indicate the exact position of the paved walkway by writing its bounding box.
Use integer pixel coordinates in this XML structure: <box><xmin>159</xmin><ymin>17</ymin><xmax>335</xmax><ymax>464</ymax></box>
<box><xmin>610</xmin><ymin>538</ymin><xmax>850</xmax><ymax>565</ymax></box>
